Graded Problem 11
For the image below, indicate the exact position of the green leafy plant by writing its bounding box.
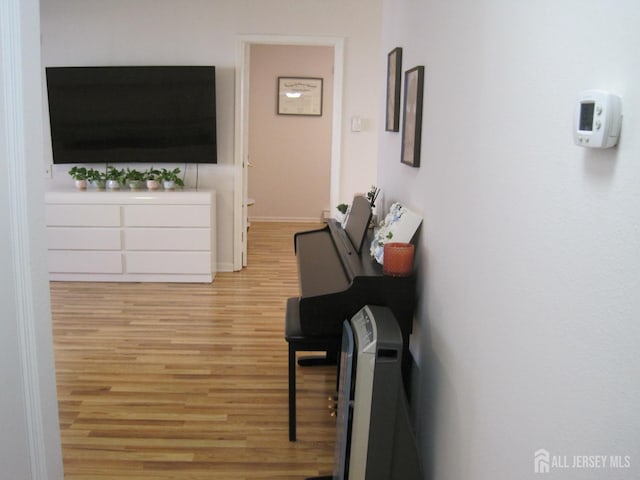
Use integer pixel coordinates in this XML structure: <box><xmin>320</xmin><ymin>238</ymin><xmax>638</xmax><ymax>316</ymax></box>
<box><xmin>124</xmin><ymin>168</ymin><xmax>144</xmax><ymax>181</ymax></box>
<box><xmin>86</xmin><ymin>168</ymin><xmax>105</xmax><ymax>182</ymax></box>
<box><xmin>337</xmin><ymin>203</ymin><xmax>349</xmax><ymax>214</ymax></box>
<box><xmin>143</xmin><ymin>167</ymin><xmax>161</xmax><ymax>181</ymax></box>
<box><xmin>123</xmin><ymin>168</ymin><xmax>145</xmax><ymax>190</ymax></box>
<box><xmin>158</xmin><ymin>168</ymin><xmax>185</xmax><ymax>187</ymax></box>
<box><xmin>105</xmin><ymin>166</ymin><xmax>125</xmax><ymax>182</ymax></box>
<box><xmin>68</xmin><ymin>166</ymin><xmax>88</xmax><ymax>180</ymax></box>
<box><xmin>86</xmin><ymin>168</ymin><xmax>107</xmax><ymax>188</ymax></box>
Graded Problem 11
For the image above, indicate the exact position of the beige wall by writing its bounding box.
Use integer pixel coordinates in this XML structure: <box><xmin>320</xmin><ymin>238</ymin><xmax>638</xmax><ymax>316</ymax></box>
<box><xmin>248</xmin><ymin>44</ymin><xmax>333</xmax><ymax>222</ymax></box>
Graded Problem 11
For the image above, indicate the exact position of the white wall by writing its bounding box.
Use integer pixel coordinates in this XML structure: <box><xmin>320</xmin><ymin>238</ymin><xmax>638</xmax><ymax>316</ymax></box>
<box><xmin>40</xmin><ymin>0</ymin><xmax>382</xmax><ymax>270</ymax></box>
<box><xmin>1</xmin><ymin>0</ymin><xmax>64</xmax><ymax>478</ymax></box>
<box><xmin>378</xmin><ymin>1</ymin><xmax>640</xmax><ymax>479</ymax></box>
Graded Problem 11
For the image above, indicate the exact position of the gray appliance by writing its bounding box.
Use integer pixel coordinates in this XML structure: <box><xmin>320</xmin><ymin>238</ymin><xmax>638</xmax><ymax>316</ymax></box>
<box><xmin>310</xmin><ymin>305</ymin><xmax>423</xmax><ymax>479</ymax></box>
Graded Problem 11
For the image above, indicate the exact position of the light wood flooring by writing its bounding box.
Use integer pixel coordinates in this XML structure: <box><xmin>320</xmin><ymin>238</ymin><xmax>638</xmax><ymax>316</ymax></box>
<box><xmin>50</xmin><ymin>222</ymin><xmax>336</xmax><ymax>479</ymax></box>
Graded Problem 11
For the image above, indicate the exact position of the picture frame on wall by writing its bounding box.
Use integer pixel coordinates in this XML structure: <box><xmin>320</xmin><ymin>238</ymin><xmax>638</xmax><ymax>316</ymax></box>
<box><xmin>277</xmin><ymin>77</ymin><xmax>323</xmax><ymax>116</ymax></box>
<box><xmin>401</xmin><ymin>66</ymin><xmax>425</xmax><ymax>167</ymax></box>
<box><xmin>385</xmin><ymin>47</ymin><xmax>402</xmax><ymax>132</ymax></box>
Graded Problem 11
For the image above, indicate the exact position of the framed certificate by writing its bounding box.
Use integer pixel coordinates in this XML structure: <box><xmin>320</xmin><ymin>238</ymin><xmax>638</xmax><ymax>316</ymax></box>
<box><xmin>277</xmin><ymin>77</ymin><xmax>323</xmax><ymax>116</ymax></box>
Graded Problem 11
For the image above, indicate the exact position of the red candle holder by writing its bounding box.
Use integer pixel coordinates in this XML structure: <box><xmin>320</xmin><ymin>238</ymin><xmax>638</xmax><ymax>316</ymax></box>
<box><xmin>383</xmin><ymin>242</ymin><xmax>415</xmax><ymax>277</ymax></box>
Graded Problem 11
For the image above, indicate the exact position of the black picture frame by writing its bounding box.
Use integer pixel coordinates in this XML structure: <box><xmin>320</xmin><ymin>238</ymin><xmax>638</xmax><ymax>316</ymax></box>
<box><xmin>277</xmin><ymin>77</ymin><xmax>323</xmax><ymax>116</ymax></box>
<box><xmin>400</xmin><ymin>66</ymin><xmax>425</xmax><ymax>167</ymax></box>
<box><xmin>385</xmin><ymin>47</ymin><xmax>402</xmax><ymax>132</ymax></box>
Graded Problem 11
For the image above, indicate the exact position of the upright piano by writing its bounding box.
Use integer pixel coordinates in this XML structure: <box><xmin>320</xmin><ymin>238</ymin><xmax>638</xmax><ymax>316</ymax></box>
<box><xmin>292</xmin><ymin>195</ymin><xmax>416</xmax><ymax>371</ymax></box>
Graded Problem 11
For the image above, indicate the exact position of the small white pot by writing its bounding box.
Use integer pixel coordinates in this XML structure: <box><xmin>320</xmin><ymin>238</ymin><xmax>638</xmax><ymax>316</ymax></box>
<box><xmin>163</xmin><ymin>180</ymin><xmax>176</xmax><ymax>190</ymax></box>
<box><xmin>127</xmin><ymin>180</ymin><xmax>143</xmax><ymax>190</ymax></box>
<box><xmin>106</xmin><ymin>179</ymin><xmax>121</xmax><ymax>190</ymax></box>
<box><xmin>74</xmin><ymin>179</ymin><xmax>87</xmax><ymax>190</ymax></box>
<box><xmin>146</xmin><ymin>179</ymin><xmax>160</xmax><ymax>190</ymax></box>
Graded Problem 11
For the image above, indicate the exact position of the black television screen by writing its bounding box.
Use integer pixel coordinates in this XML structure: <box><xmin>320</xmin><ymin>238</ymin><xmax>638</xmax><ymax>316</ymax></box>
<box><xmin>45</xmin><ymin>66</ymin><xmax>217</xmax><ymax>164</ymax></box>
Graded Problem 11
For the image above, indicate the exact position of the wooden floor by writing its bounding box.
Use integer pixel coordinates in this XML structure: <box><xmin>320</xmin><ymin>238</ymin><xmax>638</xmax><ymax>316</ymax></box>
<box><xmin>50</xmin><ymin>222</ymin><xmax>336</xmax><ymax>480</ymax></box>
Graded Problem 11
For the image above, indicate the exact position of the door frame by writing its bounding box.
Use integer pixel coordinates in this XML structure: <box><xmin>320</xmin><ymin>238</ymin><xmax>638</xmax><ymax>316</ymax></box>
<box><xmin>233</xmin><ymin>34</ymin><xmax>344</xmax><ymax>269</ymax></box>
<box><xmin>1</xmin><ymin>0</ymin><xmax>65</xmax><ymax>477</ymax></box>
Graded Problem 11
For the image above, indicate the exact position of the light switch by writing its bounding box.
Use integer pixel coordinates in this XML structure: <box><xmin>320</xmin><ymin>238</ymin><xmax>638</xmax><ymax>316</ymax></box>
<box><xmin>351</xmin><ymin>116</ymin><xmax>363</xmax><ymax>132</ymax></box>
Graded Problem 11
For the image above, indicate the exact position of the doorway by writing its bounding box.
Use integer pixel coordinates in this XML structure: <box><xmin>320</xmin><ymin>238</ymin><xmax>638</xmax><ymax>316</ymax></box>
<box><xmin>234</xmin><ymin>35</ymin><xmax>345</xmax><ymax>269</ymax></box>
<box><xmin>248</xmin><ymin>44</ymin><xmax>333</xmax><ymax>223</ymax></box>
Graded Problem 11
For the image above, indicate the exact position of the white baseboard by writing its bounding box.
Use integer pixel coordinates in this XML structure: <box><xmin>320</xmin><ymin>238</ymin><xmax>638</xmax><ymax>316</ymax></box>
<box><xmin>216</xmin><ymin>262</ymin><xmax>235</xmax><ymax>273</ymax></box>
<box><xmin>248</xmin><ymin>216</ymin><xmax>325</xmax><ymax>223</ymax></box>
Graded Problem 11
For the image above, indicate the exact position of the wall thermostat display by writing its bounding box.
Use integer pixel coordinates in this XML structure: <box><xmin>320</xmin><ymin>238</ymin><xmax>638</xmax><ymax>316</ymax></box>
<box><xmin>574</xmin><ymin>90</ymin><xmax>622</xmax><ymax>148</ymax></box>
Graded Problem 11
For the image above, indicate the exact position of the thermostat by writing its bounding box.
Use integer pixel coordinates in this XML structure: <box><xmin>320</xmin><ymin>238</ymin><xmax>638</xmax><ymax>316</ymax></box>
<box><xmin>574</xmin><ymin>90</ymin><xmax>622</xmax><ymax>148</ymax></box>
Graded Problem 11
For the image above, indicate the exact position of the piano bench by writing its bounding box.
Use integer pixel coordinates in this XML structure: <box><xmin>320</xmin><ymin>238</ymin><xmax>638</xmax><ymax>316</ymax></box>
<box><xmin>284</xmin><ymin>297</ymin><xmax>340</xmax><ymax>442</ymax></box>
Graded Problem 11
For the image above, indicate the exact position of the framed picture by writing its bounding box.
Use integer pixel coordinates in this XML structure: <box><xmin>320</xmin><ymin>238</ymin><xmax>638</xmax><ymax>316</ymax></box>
<box><xmin>385</xmin><ymin>47</ymin><xmax>402</xmax><ymax>132</ymax></box>
<box><xmin>401</xmin><ymin>66</ymin><xmax>425</xmax><ymax>167</ymax></box>
<box><xmin>277</xmin><ymin>77</ymin><xmax>323</xmax><ymax>116</ymax></box>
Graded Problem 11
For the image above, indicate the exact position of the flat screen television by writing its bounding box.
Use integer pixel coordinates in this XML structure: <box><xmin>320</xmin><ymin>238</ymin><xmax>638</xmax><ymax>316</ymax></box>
<box><xmin>45</xmin><ymin>66</ymin><xmax>217</xmax><ymax>164</ymax></box>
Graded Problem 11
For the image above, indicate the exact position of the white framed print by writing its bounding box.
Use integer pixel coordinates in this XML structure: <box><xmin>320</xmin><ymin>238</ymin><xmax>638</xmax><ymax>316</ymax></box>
<box><xmin>277</xmin><ymin>77</ymin><xmax>323</xmax><ymax>116</ymax></box>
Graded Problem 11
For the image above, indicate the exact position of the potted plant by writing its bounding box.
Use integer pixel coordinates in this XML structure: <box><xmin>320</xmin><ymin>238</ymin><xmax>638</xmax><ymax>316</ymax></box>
<box><xmin>158</xmin><ymin>168</ymin><xmax>184</xmax><ymax>190</ymax></box>
<box><xmin>143</xmin><ymin>167</ymin><xmax>161</xmax><ymax>190</ymax></box>
<box><xmin>124</xmin><ymin>168</ymin><xmax>145</xmax><ymax>190</ymax></box>
<box><xmin>105</xmin><ymin>166</ymin><xmax>125</xmax><ymax>190</ymax></box>
<box><xmin>86</xmin><ymin>168</ymin><xmax>107</xmax><ymax>189</ymax></box>
<box><xmin>68</xmin><ymin>166</ymin><xmax>88</xmax><ymax>190</ymax></box>
<box><xmin>335</xmin><ymin>202</ymin><xmax>349</xmax><ymax>224</ymax></box>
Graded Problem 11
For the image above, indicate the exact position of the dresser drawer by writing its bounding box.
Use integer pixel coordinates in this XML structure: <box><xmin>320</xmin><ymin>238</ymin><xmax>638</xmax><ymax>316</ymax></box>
<box><xmin>48</xmin><ymin>251</ymin><xmax>123</xmax><ymax>274</ymax></box>
<box><xmin>124</xmin><ymin>228</ymin><xmax>210</xmax><ymax>251</ymax></box>
<box><xmin>123</xmin><ymin>205</ymin><xmax>211</xmax><ymax>227</ymax></box>
<box><xmin>126</xmin><ymin>252</ymin><xmax>211</xmax><ymax>274</ymax></box>
<box><xmin>47</xmin><ymin>228</ymin><xmax>121</xmax><ymax>250</ymax></box>
<box><xmin>46</xmin><ymin>204</ymin><xmax>121</xmax><ymax>227</ymax></box>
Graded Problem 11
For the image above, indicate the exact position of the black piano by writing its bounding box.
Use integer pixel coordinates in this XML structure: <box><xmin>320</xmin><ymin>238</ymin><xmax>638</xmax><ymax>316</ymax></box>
<box><xmin>285</xmin><ymin>195</ymin><xmax>416</xmax><ymax>440</ymax></box>
<box><xmin>293</xmin><ymin>195</ymin><xmax>416</xmax><ymax>353</ymax></box>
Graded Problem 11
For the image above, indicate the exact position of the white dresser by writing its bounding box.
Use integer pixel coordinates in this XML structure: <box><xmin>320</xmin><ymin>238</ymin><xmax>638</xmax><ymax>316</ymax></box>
<box><xmin>45</xmin><ymin>188</ymin><xmax>216</xmax><ymax>283</ymax></box>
